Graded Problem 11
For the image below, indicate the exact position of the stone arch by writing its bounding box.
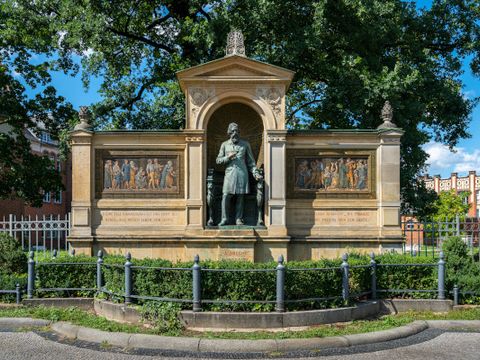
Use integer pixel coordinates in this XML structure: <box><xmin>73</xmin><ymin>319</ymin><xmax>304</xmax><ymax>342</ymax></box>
<box><xmin>206</xmin><ymin>103</ymin><xmax>264</xmax><ymax>173</ymax></box>
<box><xmin>195</xmin><ymin>90</ymin><xmax>278</xmax><ymax>131</ymax></box>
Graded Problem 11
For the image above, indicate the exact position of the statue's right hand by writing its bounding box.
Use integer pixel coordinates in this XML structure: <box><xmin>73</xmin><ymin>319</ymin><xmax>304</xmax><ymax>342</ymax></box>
<box><xmin>227</xmin><ymin>152</ymin><xmax>237</xmax><ymax>160</ymax></box>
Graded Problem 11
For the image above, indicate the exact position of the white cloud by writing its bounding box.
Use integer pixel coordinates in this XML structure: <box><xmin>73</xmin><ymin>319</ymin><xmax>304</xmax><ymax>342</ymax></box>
<box><xmin>423</xmin><ymin>141</ymin><xmax>480</xmax><ymax>176</ymax></box>
<box><xmin>82</xmin><ymin>48</ymin><xmax>95</xmax><ymax>57</ymax></box>
<box><xmin>463</xmin><ymin>89</ymin><xmax>477</xmax><ymax>100</ymax></box>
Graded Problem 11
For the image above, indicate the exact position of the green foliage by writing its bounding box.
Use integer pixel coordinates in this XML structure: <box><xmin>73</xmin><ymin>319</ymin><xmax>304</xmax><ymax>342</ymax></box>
<box><xmin>375</xmin><ymin>253</ymin><xmax>437</xmax><ymax>298</ymax></box>
<box><xmin>442</xmin><ymin>236</ymin><xmax>480</xmax><ymax>298</ymax></box>
<box><xmin>0</xmin><ymin>233</ymin><xmax>27</xmax><ymax>275</ymax></box>
<box><xmin>3</xmin><ymin>1</ymin><xmax>480</xmax><ymax>214</ymax></box>
<box><xmin>0</xmin><ymin>273</ymin><xmax>27</xmax><ymax>302</ymax></box>
<box><xmin>432</xmin><ymin>191</ymin><xmax>470</xmax><ymax>221</ymax></box>
<box><xmin>140</xmin><ymin>301</ymin><xmax>184</xmax><ymax>335</ymax></box>
<box><xmin>32</xmin><ymin>253</ymin><xmax>441</xmax><ymax>310</ymax></box>
<box><xmin>0</xmin><ymin>62</ymin><xmax>75</xmax><ymax>206</ymax></box>
<box><xmin>34</xmin><ymin>253</ymin><xmax>96</xmax><ymax>297</ymax></box>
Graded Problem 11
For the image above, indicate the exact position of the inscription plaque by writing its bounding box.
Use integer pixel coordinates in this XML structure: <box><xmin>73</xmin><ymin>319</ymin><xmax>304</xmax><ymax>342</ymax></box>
<box><xmin>100</xmin><ymin>210</ymin><xmax>183</xmax><ymax>226</ymax></box>
<box><xmin>289</xmin><ymin>209</ymin><xmax>376</xmax><ymax>226</ymax></box>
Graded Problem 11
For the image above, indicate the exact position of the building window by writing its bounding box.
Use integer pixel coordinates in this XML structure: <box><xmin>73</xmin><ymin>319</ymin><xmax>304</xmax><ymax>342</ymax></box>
<box><xmin>43</xmin><ymin>191</ymin><xmax>51</xmax><ymax>203</ymax></box>
<box><xmin>56</xmin><ymin>160</ymin><xmax>62</xmax><ymax>173</ymax></box>
<box><xmin>405</xmin><ymin>220</ymin><xmax>415</xmax><ymax>230</ymax></box>
<box><xmin>53</xmin><ymin>191</ymin><xmax>62</xmax><ymax>204</ymax></box>
<box><xmin>41</xmin><ymin>132</ymin><xmax>54</xmax><ymax>144</ymax></box>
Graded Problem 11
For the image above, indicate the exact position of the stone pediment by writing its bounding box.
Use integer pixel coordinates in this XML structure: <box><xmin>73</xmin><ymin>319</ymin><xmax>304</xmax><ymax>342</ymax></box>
<box><xmin>177</xmin><ymin>55</ymin><xmax>294</xmax><ymax>92</ymax></box>
<box><xmin>202</xmin><ymin>64</ymin><xmax>267</xmax><ymax>77</ymax></box>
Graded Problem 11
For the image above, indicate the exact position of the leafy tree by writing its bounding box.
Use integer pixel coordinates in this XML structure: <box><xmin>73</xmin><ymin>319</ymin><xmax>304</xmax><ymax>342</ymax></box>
<box><xmin>431</xmin><ymin>190</ymin><xmax>470</xmax><ymax>221</ymax></box>
<box><xmin>0</xmin><ymin>64</ymin><xmax>75</xmax><ymax>206</ymax></box>
<box><xmin>2</xmin><ymin>0</ymin><xmax>480</xmax><ymax>213</ymax></box>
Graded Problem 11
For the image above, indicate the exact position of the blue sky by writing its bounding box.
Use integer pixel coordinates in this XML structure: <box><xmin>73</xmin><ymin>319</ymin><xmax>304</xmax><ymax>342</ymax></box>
<box><xmin>23</xmin><ymin>0</ymin><xmax>480</xmax><ymax>179</ymax></box>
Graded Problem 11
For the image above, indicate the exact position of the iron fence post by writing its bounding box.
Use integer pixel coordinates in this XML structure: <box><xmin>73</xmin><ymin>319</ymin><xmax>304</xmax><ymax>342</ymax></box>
<box><xmin>8</xmin><ymin>214</ymin><xmax>13</xmax><ymax>236</ymax></box>
<box><xmin>438</xmin><ymin>251</ymin><xmax>446</xmax><ymax>300</ymax></box>
<box><xmin>192</xmin><ymin>255</ymin><xmax>202</xmax><ymax>312</ymax></box>
<box><xmin>97</xmin><ymin>250</ymin><xmax>103</xmax><ymax>292</ymax></box>
<box><xmin>15</xmin><ymin>283</ymin><xmax>21</xmax><ymax>304</ymax></box>
<box><xmin>341</xmin><ymin>253</ymin><xmax>349</xmax><ymax>304</ymax></box>
<box><xmin>124</xmin><ymin>252</ymin><xmax>132</xmax><ymax>304</ymax></box>
<box><xmin>276</xmin><ymin>255</ymin><xmax>286</xmax><ymax>312</ymax></box>
<box><xmin>453</xmin><ymin>285</ymin><xmax>459</xmax><ymax>306</ymax></box>
<box><xmin>370</xmin><ymin>252</ymin><xmax>377</xmax><ymax>300</ymax></box>
<box><xmin>456</xmin><ymin>214</ymin><xmax>460</xmax><ymax>236</ymax></box>
<box><xmin>27</xmin><ymin>251</ymin><xmax>34</xmax><ymax>299</ymax></box>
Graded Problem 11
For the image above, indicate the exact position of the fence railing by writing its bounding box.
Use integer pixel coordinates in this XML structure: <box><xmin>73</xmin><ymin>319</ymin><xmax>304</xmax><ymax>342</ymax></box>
<box><xmin>17</xmin><ymin>251</ymin><xmax>450</xmax><ymax>312</ymax></box>
<box><xmin>402</xmin><ymin>216</ymin><xmax>480</xmax><ymax>258</ymax></box>
<box><xmin>0</xmin><ymin>213</ymin><xmax>70</xmax><ymax>252</ymax></box>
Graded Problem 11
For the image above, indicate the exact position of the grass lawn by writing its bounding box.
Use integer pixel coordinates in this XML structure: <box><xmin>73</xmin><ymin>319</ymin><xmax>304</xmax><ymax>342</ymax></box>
<box><xmin>1</xmin><ymin>305</ymin><xmax>480</xmax><ymax>339</ymax></box>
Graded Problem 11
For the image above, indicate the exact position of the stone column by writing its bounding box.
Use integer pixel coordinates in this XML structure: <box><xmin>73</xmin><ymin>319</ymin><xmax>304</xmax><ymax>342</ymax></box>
<box><xmin>433</xmin><ymin>175</ymin><xmax>440</xmax><ymax>193</ymax></box>
<box><xmin>451</xmin><ymin>172</ymin><xmax>457</xmax><ymax>192</ymax></box>
<box><xmin>468</xmin><ymin>171</ymin><xmax>476</xmax><ymax>217</ymax></box>
<box><xmin>377</xmin><ymin>130</ymin><xmax>403</xmax><ymax>239</ymax></box>
<box><xmin>265</xmin><ymin>130</ymin><xmax>288</xmax><ymax>236</ymax></box>
<box><xmin>69</xmin><ymin>130</ymin><xmax>94</xmax><ymax>255</ymax></box>
<box><xmin>185</xmin><ymin>133</ymin><xmax>205</xmax><ymax>231</ymax></box>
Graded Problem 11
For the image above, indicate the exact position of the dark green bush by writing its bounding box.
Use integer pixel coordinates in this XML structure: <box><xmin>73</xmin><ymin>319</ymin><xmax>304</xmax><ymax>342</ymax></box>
<box><xmin>375</xmin><ymin>253</ymin><xmax>437</xmax><ymax>299</ymax></box>
<box><xmin>0</xmin><ymin>233</ymin><xmax>27</xmax><ymax>275</ymax></box>
<box><xmin>0</xmin><ymin>273</ymin><xmax>27</xmax><ymax>302</ymax></box>
<box><xmin>35</xmin><ymin>253</ymin><xmax>96</xmax><ymax>297</ymax></box>
<box><xmin>443</xmin><ymin>236</ymin><xmax>480</xmax><ymax>298</ymax></box>
<box><xmin>32</xmin><ymin>252</ymin><xmax>444</xmax><ymax>310</ymax></box>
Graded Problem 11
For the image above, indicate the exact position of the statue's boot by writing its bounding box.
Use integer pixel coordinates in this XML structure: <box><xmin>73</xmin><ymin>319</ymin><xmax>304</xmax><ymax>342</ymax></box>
<box><xmin>236</xmin><ymin>218</ymin><xmax>244</xmax><ymax>225</ymax></box>
<box><xmin>218</xmin><ymin>218</ymin><xmax>228</xmax><ymax>226</ymax></box>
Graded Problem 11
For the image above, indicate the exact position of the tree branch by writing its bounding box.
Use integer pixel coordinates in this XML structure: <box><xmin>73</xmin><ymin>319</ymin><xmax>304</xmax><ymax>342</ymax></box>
<box><xmin>197</xmin><ymin>8</ymin><xmax>211</xmax><ymax>21</ymax></box>
<box><xmin>122</xmin><ymin>79</ymin><xmax>155</xmax><ymax>111</ymax></box>
<box><xmin>287</xmin><ymin>98</ymin><xmax>324</xmax><ymax>123</ymax></box>
<box><xmin>107</xmin><ymin>27</ymin><xmax>174</xmax><ymax>54</ymax></box>
<box><xmin>146</xmin><ymin>14</ymin><xmax>172</xmax><ymax>30</ymax></box>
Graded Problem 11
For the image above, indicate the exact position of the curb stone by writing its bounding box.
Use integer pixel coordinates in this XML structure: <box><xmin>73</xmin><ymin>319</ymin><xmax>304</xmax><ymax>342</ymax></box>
<box><xmin>49</xmin><ymin>319</ymin><xmax>433</xmax><ymax>353</ymax></box>
<box><xmin>5</xmin><ymin>318</ymin><xmax>480</xmax><ymax>353</ymax></box>
<box><xmin>0</xmin><ymin>317</ymin><xmax>51</xmax><ymax>328</ymax></box>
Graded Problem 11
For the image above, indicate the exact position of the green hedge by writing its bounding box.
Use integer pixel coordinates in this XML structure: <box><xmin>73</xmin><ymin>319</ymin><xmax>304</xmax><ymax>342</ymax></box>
<box><xmin>31</xmin><ymin>252</ymin><xmax>439</xmax><ymax>311</ymax></box>
<box><xmin>35</xmin><ymin>253</ymin><xmax>97</xmax><ymax>297</ymax></box>
<box><xmin>0</xmin><ymin>273</ymin><xmax>27</xmax><ymax>302</ymax></box>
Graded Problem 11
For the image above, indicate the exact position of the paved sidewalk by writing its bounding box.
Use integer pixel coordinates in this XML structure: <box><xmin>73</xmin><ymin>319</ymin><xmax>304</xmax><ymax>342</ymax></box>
<box><xmin>1</xmin><ymin>317</ymin><xmax>480</xmax><ymax>357</ymax></box>
<box><xmin>0</xmin><ymin>330</ymin><xmax>480</xmax><ymax>359</ymax></box>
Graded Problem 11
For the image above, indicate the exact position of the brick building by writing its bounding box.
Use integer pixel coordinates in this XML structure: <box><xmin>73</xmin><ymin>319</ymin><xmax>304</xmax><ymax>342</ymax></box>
<box><xmin>423</xmin><ymin>172</ymin><xmax>480</xmax><ymax>218</ymax></box>
<box><xmin>0</xmin><ymin>126</ymin><xmax>72</xmax><ymax>220</ymax></box>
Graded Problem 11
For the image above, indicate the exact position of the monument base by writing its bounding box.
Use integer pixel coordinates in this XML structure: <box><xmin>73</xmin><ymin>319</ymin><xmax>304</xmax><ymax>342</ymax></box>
<box><xmin>68</xmin><ymin>233</ymin><xmax>403</xmax><ymax>262</ymax></box>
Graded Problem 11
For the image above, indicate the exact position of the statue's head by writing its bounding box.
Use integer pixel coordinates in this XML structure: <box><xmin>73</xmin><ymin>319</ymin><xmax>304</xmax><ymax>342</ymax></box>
<box><xmin>227</xmin><ymin>122</ymin><xmax>240</xmax><ymax>143</ymax></box>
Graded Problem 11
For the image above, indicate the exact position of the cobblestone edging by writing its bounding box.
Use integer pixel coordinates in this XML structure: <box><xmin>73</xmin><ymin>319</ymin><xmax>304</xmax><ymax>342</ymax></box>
<box><xmin>51</xmin><ymin>320</ymin><xmax>430</xmax><ymax>353</ymax></box>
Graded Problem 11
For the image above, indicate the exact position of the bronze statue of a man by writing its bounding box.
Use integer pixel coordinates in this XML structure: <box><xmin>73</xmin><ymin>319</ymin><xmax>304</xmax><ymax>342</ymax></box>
<box><xmin>216</xmin><ymin>122</ymin><xmax>262</xmax><ymax>226</ymax></box>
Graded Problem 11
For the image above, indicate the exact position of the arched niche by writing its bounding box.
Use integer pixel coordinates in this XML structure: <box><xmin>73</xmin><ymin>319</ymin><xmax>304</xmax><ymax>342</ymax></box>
<box><xmin>206</xmin><ymin>103</ymin><xmax>264</xmax><ymax>172</ymax></box>
<box><xmin>205</xmin><ymin>102</ymin><xmax>265</xmax><ymax>226</ymax></box>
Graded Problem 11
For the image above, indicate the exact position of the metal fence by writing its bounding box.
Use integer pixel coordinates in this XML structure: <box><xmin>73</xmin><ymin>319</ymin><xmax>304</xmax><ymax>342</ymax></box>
<box><xmin>0</xmin><ymin>213</ymin><xmax>70</xmax><ymax>252</ymax></box>
<box><xmin>18</xmin><ymin>252</ymin><xmax>450</xmax><ymax>311</ymax></box>
<box><xmin>402</xmin><ymin>216</ymin><xmax>480</xmax><ymax>257</ymax></box>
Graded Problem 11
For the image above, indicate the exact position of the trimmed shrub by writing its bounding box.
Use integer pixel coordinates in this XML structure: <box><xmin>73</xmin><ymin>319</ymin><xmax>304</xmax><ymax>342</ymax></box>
<box><xmin>0</xmin><ymin>273</ymin><xmax>27</xmax><ymax>302</ymax></box>
<box><xmin>33</xmin><ymin>252</ymin><xmax>441</xmax><ymax>310</ymax></box>
<box><xmin>34</xmin><ymin>253</ymin><xmax>96</xmax><ymax>297</ymax></box>
<box><xmin>0</xmin><ymin>233</ymin><xmax>27</xmax><ymax>275</ymax></box>
<box><xmin>375</xmin><ymin>253</ymin><xmax>437</xmax><ymax>299</ymax></box>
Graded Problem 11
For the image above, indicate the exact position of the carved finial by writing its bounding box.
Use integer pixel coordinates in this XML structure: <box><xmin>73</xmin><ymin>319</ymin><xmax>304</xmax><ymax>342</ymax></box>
<box><xmin>74</xmin><ymin>106</ymin><xmax>93</xmax><ymax>131</ymax></box>
<box><xmin>377</xmin><ymin>100</ymin><xmax>397</xmax><ymax>129</ymax></box>
<box><xmin>225</xmin><ymin>30</ymin><xmax>246</xmax><ymax>57</ymax></box>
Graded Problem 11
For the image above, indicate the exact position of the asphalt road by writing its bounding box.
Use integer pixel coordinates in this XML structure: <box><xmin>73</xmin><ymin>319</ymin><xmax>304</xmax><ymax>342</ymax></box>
<box><xmin>0</xmin><ymin>329</ymin><xmax>479</xmax><ymax>360</ymax></box>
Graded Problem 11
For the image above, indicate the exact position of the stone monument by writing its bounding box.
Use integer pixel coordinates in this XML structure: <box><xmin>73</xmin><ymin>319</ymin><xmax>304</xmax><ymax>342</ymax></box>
<box><xmin>68</xmin><ymin>31</ymin><xmax>404</xmax><ymax>262</ymax></box>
